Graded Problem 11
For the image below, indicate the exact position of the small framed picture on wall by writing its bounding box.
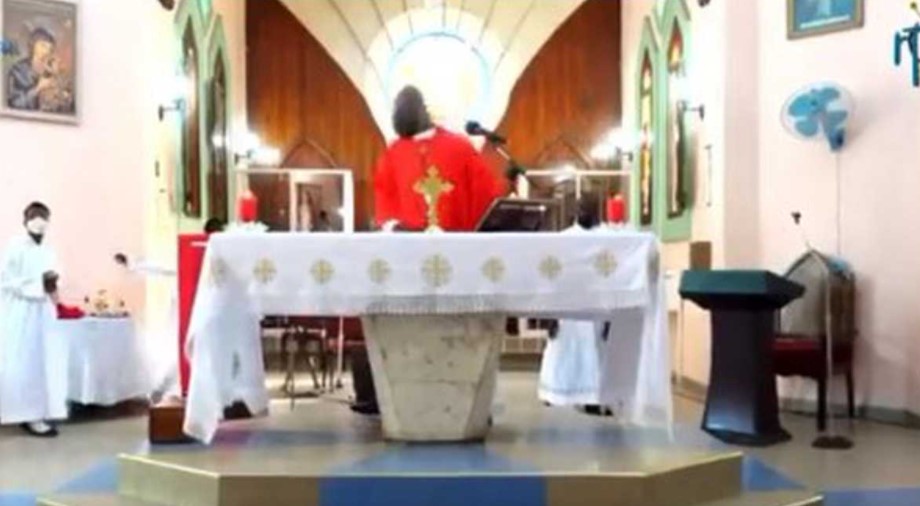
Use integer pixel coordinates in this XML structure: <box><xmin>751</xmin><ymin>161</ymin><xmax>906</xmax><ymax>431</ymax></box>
<box><xmin>0</xmin><ymin>0</ymin><xmax>79</xmax><ymax>124</ymax></box>
<box><xmin>787</xmin><ymin>0</ymin><xmax>864</xmax><ymax>40</ymax></box>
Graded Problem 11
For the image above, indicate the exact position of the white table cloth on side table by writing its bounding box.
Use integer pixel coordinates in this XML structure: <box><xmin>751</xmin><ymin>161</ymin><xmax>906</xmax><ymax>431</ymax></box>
<box><xmin>62</xmin><ymin>317</ymin><xmax>151</xmax><ymax>406</ymax></box>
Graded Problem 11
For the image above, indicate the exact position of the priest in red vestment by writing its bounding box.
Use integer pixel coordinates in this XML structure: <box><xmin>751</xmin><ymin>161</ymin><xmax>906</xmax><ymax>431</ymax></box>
<box><xmin>374</xmin><ymin>86</ymin><xmax>506</xmax><ymax>232</ymax></box>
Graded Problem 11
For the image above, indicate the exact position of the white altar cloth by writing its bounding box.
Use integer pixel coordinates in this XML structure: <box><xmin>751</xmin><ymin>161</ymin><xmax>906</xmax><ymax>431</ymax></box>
<box><xmin>184</xmin><ymin>232</ymin><xmax>670</xmax><ymax>443</ymax></box>
<box><xmin>61</xmin><ymin>317</ymin><xmax>151</xmax><ymax>405</ymax></box>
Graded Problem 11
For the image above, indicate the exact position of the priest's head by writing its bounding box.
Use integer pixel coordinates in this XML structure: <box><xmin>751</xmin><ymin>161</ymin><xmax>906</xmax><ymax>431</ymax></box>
<box><xmin>392</xmin><ymin>85</ymin><xmax>433</xmax><ymax>138</ymax></box>
<box><xmin>23</xmin><ymin>201</ymin><xmax>50</xmax><ymax>238</ymax></box>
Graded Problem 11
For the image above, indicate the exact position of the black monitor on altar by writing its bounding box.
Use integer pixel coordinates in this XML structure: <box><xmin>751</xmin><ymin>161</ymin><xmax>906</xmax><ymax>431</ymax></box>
<box><xmin>476</xmin><ymin>198</ymin><xmax>561</xmax><ymax>232</ymax></box>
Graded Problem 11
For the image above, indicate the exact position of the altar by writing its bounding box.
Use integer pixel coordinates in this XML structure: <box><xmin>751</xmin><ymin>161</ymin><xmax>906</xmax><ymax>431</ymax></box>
<box><xmin>183</xmin><ymin>231</ymin><xmax>670</xmax><ymax>443</ymax></box>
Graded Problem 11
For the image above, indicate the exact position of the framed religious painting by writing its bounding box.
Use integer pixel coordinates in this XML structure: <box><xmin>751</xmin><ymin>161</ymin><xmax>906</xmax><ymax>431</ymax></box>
<box><xmin>289</xmin><ymin>172</ymin><xmax>350</xmax><ymax>233</ymax></box>
<box><xmin>0</xmin><ymin>0</ymin><xmax>79</xmax><ymax>124</ymax></box>
<box><xmin>787</xmin><ymin>0</ymin><xmax>864</xmax><ymax>40</ymax></box>
<box><xmin>666</xmin><ymin>20</ymin><xmax>687</xmax><ymax>219</ymax></box>
<box><xmin>206</xmin><ymin>51</ymin><xmax>229</xmax><ymax>223</ymax></box>
<box><xmin>638</xmin><ymin>53</ymin><xmax>655</xmax><ymax>227</ymax></box>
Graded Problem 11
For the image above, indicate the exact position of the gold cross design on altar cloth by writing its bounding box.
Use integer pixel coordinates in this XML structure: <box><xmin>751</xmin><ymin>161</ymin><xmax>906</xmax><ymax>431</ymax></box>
<box><xmin>481</xmin><ymin>257</ymin><xmax>506</xmax><ymax>283</ymax></box>
<box><xmin>253</xmin><ymin>258</ymin><xmax>277</xmax><ymax>285</ymax></box>
<box><xmin>422</xmin><ymin>254</ymin><xmax>452</xmax><ymax>288</ymax></box>
<box><xmin>539</xmin><ymin>256</ymin><xmax>563</xmax><ymax>281</ymax></box>
<box><xmin>208</xmin><ymin>257</ymin><xmax>228</xmax><ymax>287</ymax></box>
<box><xmin>310</xmin><ymin>260</ymin><xmax>335</xmax><ymax>285</ymax></box>
<box><xmin>594</xmin><ymin>250</ymin><xmax>618</xmax><ymax>278</ymax></box>
<box><xmin>368</xmin><ymin>259</ymin><xmax>392</xmax><ymax>285</ymax></box>
<box><xmin>413</xmin><ymin>166</ymin><xmax>454</xmax><ymax>233</ymax></box>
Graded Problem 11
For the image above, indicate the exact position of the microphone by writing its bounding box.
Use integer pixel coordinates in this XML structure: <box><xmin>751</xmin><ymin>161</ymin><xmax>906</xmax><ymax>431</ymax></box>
<box><xmin>465</xmin><ymin>121</ymin><xmax>507</xmax><ymax>145</ymax></box>
<box><xmin>505</xmin><ymin>164</ymin><xmax>526</xmax><ymax>182</ymax></box>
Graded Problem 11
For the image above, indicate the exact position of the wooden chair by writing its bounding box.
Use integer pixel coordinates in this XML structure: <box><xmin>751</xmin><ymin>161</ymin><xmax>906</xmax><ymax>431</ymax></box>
<box><xmin>261</xmin><ymin>316</ymin><xmax>328</xmax><ymax>409</ymax></box>
<box><xmin>773</xmin><ymin>252</ymin><xmax>856</xmax><ymax>431</ymax></box>
<box><xmin>322</xmin><ymin>317</ymin><xmax>366</xmax><ymax>389</ymax></box>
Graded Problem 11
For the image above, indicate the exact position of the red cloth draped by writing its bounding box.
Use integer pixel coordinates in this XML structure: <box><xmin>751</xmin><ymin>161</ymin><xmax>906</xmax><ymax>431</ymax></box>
<box><xmin>178</xmin><ymin>233</ymin><xmax>208</xmax><ymax>396</ymax></box>
<box><xmin>56</xmin><ymin>303</ymin><xmax>84</xmax><ymax>320</ymax></box>
<box><xmin>374</xmin><ymin>127</ymin><xmax>506</xmax><ymax>231</ymax></box>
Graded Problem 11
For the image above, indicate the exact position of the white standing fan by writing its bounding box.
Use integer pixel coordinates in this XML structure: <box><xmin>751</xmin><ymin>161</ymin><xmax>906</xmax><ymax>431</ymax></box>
<box><xmin>782</xmin><ymin>82</ymin><xmax>855</xmax><ymax>450</ymax></box>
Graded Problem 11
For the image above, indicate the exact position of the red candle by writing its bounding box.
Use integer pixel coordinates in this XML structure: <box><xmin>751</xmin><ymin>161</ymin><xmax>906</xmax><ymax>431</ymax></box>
<box><xmin>237</xmin><ymin>190</ymin><xmax>259</xmax><ymax>222</ymax></box>
<box><xmin>607</xmin><ymin>194</ymin><xmax>626</xmax><ymax>223</ymax></box>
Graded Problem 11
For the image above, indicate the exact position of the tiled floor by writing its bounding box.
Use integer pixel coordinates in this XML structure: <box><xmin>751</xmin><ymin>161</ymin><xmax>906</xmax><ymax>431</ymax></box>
<box><xmin>1</xmin><ymin>372</ymin><xmax>919</xmax><ymax>505</ymax></box>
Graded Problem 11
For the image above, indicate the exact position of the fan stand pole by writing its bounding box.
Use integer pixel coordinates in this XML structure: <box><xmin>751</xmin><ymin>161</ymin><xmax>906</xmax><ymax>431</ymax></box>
<box><xmin>812</xmin><ymin>152</ymin><xmax>853</xmax><ymax>451</ymax></box>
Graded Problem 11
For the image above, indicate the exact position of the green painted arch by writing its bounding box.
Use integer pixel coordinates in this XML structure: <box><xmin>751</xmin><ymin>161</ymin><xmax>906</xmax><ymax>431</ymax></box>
<box><xmin>173</xmin><ymin>0</ymin><xmax>211</xmax><ymax>231</ymax></box>
<box><xmin>198</xmin><ymin>0</ymin><xmax>212</xmax><ymax>19</ymax></box>
<box><xmin>205</xmin><ymin>16</ymin><xmax>235</xmax><ymax>222</ymax></box>
<box><xmin>656</xmin><ymin>0</ymin><xmax>694</xmax><ymax>242</ymax></box>
<box><xmin>631</xmin><ymin>16</ymin><xmax>661</xmax><ymax>232</ymax></box>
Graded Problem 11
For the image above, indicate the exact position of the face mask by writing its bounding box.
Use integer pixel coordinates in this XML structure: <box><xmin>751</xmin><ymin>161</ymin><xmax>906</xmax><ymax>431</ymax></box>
<box><xmin>26</xmin><ymin>218</ymin><xmax>48</xmax><ymax>236</ymax></box>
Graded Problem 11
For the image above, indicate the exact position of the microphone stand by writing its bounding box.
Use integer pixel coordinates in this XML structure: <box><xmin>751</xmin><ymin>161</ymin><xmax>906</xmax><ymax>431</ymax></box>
<box><xmin>484</xmin><ymin>138</ymin><xmax>527</xmax><ymax>195</ymax></box>
<box><xmin>791</xmin><ymin>212</ymin><xmax>853</xmax><ymax>451</ymax></box>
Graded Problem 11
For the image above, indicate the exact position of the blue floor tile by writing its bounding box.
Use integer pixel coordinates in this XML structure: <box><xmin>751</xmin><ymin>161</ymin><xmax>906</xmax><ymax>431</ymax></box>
<box><xmin>320</xmin><ymin>476</ymin><xmax>545</xmax><ymax>506</ymax></box>
<box><xmin>742</xmin><ymin>457</ymin><xmax>803</xmax><ymax>492</ymax></box>
<box><xmin>824</xmin><ymin>488</ymin><xmax>920</xmax><ymax>506</ymax></box>
<box><xmin>55</xmin><ymin>458</ymin><xmax>118</xmax><ymax>494</ymax></box>
<box><xmin>0</xmin><ymin>493</ymin><xmax>35</xmax><ymax>506</ymax></box>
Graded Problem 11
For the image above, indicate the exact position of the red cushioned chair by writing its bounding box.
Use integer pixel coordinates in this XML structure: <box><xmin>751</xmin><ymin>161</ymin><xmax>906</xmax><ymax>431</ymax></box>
<box><xmin>773</xmin><ymin>252</ymin><xmax>856</xmax><ymax>432</ymax></box>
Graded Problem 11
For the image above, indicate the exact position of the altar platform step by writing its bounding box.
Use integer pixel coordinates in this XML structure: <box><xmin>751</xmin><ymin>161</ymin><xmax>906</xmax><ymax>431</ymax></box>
<box><xmin>698</xmin><ymin>491</ymin><xmax>823</xmax><ymax>506</ymax></box>
<box><xmin>41</xmin><ymin>386</ymin><xmax>824</xmax><ymax>506</ymax></box>
<box><xmin>106</xmin><ymin>446</ymin><xmax>746</xmax><ymax>506</ymax></box>
<box><xmin>38</xmin><ymin>495</ymin><xmax>162</xmax><ymax>506</ymax></box>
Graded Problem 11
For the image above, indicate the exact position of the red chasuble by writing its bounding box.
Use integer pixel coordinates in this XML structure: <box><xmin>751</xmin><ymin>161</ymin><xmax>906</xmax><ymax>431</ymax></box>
<box><xmin>374</xmin><ymin>127</ymin><xmax>506</xmax><ymax>231</ymax></box>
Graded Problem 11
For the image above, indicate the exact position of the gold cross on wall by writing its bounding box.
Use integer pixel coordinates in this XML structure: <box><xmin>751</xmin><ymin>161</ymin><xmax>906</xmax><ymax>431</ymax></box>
<box><xmin>413</xmin><ymin>166</ymin><xmax>454</xmax><ymax>232</ymax></box>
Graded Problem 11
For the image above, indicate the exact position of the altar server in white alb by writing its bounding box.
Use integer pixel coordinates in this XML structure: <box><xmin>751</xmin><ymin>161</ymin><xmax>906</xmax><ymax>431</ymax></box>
<box><xmin>114</xmin><ymin>218</ymin><xmax>225</xmax><ymax>403</ymax></box>
<box><xmin>538</xmin><ymin>195</ymin><xmax>606</xmax><ymax>412</ymax></box>
<box><xmin>0</xmin><ymin>202</ymin><xmax>68</xmax><ymax>437</ymax></box>
<box><xmin>114</xmin><ymin>251</ymin><xmax>178</xmax><ymax>402</ymax></box>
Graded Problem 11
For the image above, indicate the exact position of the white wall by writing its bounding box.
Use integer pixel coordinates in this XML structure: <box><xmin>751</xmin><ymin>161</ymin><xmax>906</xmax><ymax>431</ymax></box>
<box><xmin>624</xmin><ymin>0</ymin><xmax>920</xmax><ymax>415</ymax></box>
<box><xmin>0</xmin><ymin>0</ymin><xmax>245</xmax><ymax>336</ymax></box>
<box><xmin>756</xmin><ymin>0</ymin><xmax>920</xmax><ymax>414</ymax></box>
<box><xmin>143</xmin><ymin>0</ymin><xmax>247</xmax><ymax>345</ymax></box>
<box><xmin>622</xmin><ymin>0</ymin><xmax>735</xmax><ymax>387</ymax></box>
<box><xmin>0</xmin><ymin>0</ymin><xmax>166</xmax><ymax>311</ymax></box>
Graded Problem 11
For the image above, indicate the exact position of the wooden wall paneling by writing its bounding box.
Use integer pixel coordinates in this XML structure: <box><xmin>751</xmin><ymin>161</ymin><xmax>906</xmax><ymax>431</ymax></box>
<box><xmin>246</xmin><ymin>0</ymin><xmax>385</xmax><ymax>230</ymax></box>
<box><xmin>247</xmin><ymin>0</ymin><xmax>620</xmax><ymax>228</ymax></box>
<box><xmin>496</xmin><ymin>0</ymin><xmax>622</xmax><ymax>171</ymax></box>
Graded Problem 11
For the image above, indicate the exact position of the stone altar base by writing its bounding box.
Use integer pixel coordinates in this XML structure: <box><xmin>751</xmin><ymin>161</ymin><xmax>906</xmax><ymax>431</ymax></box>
<box><xmin>361</xmin><ymin>314</ymin><xmax>505</xmax><ymax>442</ymax></box>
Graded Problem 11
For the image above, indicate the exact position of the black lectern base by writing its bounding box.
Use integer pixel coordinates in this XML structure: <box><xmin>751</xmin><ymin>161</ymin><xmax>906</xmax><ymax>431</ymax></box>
<box><xmin>704</xmin><ymin>427</ymin><xmax>792</xmax><ymax>447</ymax></box>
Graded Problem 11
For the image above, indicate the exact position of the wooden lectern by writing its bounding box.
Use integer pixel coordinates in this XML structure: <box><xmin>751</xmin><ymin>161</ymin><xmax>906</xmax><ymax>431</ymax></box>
<box><xmin>680</xmin><ymin>270</ymin><xmax>804</xmax><ymax>447</ymax></box>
